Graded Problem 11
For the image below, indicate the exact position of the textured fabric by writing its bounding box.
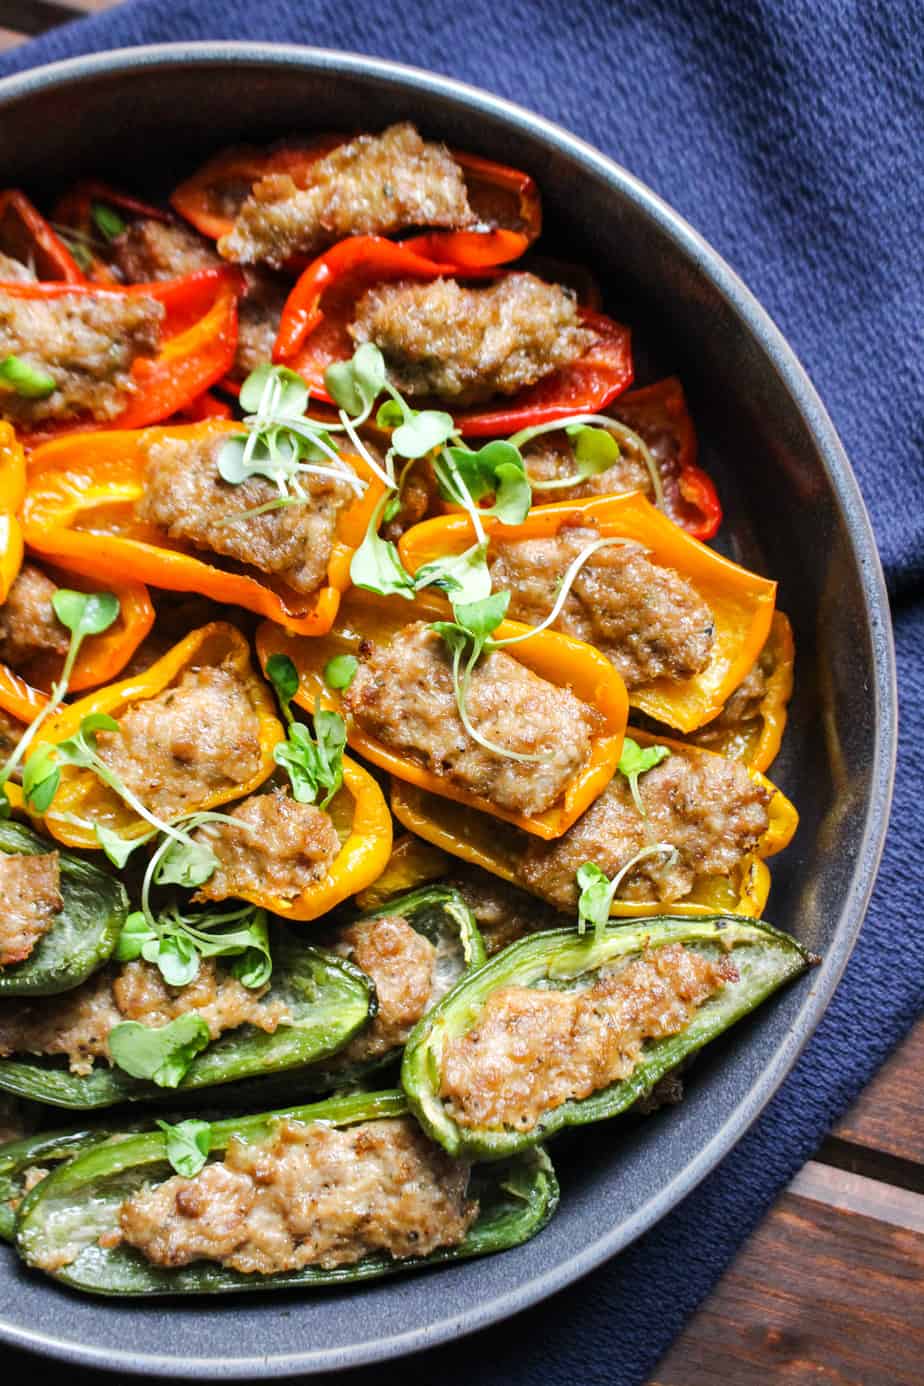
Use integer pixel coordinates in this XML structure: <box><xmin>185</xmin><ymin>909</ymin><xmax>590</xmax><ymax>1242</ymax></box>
<box><xmin>0</xmin><ymin>3</ymin><xmax>920</xmax><ymax>1383</ymax></box>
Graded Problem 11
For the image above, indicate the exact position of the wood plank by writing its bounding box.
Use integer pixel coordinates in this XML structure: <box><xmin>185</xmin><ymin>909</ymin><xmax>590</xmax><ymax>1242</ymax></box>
<box><xmin>650</xmin><ymin>1178</ymin><xmax>924</xmax><ymax>1385</ymax></box>
<box><xmin>829</xmin><ymin>1015</ymin><xmax>924</xmax><ymax>1171</ymax></box>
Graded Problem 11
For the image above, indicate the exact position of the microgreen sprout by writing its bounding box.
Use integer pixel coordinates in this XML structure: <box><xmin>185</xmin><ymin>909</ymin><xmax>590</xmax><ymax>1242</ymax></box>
<box><xmin>117</xmin><ymin>901</ymin><xmax>272</xmax><ymax>990</ymax></box>
<box><xmin>3</xmin><ymin>589</ymin><xmax>120</xmax><ymax>816</ymax></box>
<box><xmin>509</xmin><ymin>414</ymin><xmax>665</xmax><ymax>510</ymax></box>
<box><xmin>576</xmin><ymin>844</ymin><xmax>679</xmax><ymax>940</ymax></box>
<box><xmin>617</xmin><ymin>737</ymin><xmax>671</xmax><ymax>819</ymax></box>
<box><xmin>90</xmin><ymin>201</ymin><xmax>127</xmax><ymax>242</ymax></box>
<box><xmin>324</xmin><ymin>654</ymin><xmax>358</xmax><ymax>690</ymax></box>
<box><xmin>109</xmin><ymin>1012</ymin><xmax>211</xmax><ymax>1088</ymax></box>
<box><xmin>0</xmin><ymin>355</ymin><xmax>56</xmax><ymax>399</ymax></box>
<box><xmin>157</xmin><ymin>1118</ymin><xmax>212</xmax><ymax>1177</ymax></box>
<box><xmin>264</xmin><ymin>653</ymin><xmax>347</xmax><ymax>807</ymax></box>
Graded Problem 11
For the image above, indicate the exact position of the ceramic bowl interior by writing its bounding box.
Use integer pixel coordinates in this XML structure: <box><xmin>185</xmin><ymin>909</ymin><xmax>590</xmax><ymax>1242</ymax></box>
<box><xmin>0</xmin><ymin>43</ymin><xmax>896</xmax><ymax>1380</ymax></box>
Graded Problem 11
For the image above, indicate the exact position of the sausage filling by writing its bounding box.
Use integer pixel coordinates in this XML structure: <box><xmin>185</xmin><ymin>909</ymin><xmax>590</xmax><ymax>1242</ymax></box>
<box><xmin>489</xmin><ymin>528</ymin><xmax>715</xmax><ymax>689</ymax></box>
<box><xmin>95</xmin><ymin>661</ymin><xmax>263</xmax><ymax>819</ymax></box>
<box><xmin>518</xmin><ymin>747</ymin><xmax>771</xmax><ymax>909</ymax></box>
<box><xmin>0</xmin><ymin>289</ymin><xmax>164</xmax><ymax>424</ymax></box>
<box><xmin>0</xmin><ymin>957</ymin><xmax>290</xmax><ymax>1075</ymax></box>
<box><xmin>192</xmin><ymin>788</ymin><xmax>340</xmax><ymax>904</ymax></box>
<box><xmin>349</xmin><ymin>273</ymin><xmax>593</xmax><ymax>405</ymax></box>
<box><xmin>219</xmin><ymin>123</ymin><xmax>474</xmax><ymax>268</ymax></box>
<box><xmin>136</xmin><ymin>432</ymin><xmax>355</xmax><ymax>597</ymax></box>
<box><xmin>0</xmin><ymin>563</ymin><xmax>69</xmax><ymax>672</ymax></box>
<box><xmin>0</xmin><ymin>852</ymin><xmax>62</xmax><ymax>968</ymax></box>
<box><xmin>331</xmin><ymin>915</ymin><xmax>439</xmax><ymax>1063</ymax></box>
<box><xmin>113</xmin><ymin>1116</ymin><xmax>477</xmax><ymax>1274</ymax></box>
<box><xmin>342</xmin><ymin>621</ymin><xmax>597</xmax><ymax>818</ymax></box>
<box><xmin>110</xmin><ymin>218</ymin><xmax>220</xmax><ymax>283</ymax></box>
<box><xmin>440</xmin><ymin>943</ymin><xmax>736</xmax><ymax>1131</ymax></box>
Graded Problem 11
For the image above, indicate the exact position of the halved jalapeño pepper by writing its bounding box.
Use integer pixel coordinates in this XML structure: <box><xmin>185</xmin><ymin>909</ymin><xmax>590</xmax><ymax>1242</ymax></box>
<box><xmin>403</xmin><ymin>916</ymin><xmax>814</xmax><ymax>1159</ymax></box>
<box><xmin>0</xmin><ymin>820</ymin><xmax>126</xmax><ymax>997</ymax></box>
<box><xmin>16</xmin><ymin>1090</ymin><xmax>558</xmax><ymax>1294</ymax></box>
<box><xmin>0</xmin><ymin>933</ymin><xmax>373</xmax><ymax>1109</ymax></box>
<box><xmin>299</xmin><ymin>885</ymin><xmax>487</xmax><ymax>1092</ymax></box>
<box><xmin>0</xmin><ymin>1121</ymin><xmax>130</xmax><ymax>1240</ymax></box>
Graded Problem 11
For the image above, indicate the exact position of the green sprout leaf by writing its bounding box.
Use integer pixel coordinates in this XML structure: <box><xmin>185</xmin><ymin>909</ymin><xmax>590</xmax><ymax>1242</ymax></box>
<box><xmin>325</xmin><ymin>342</ymin><xmax>386</xmax><ymax>416</ymax></box>
<box><xmin>350</xmin><ymin>498</ymin><xmax>416</xmax><ymax>598</ymax></box>
<box><xmin>239</xmin><ymin>363</ymin><xmax>308</xmax><ymax>417</ymax></box>
<box><xmin>438</xmin><ymin>441</ymin><xmax>532</xmax><ymax>525</ymax></box>
<box><xmin>392</xmin><ymin>410</ymin><xmax>455</xmax><ymax>460</ymax></box>
<box><xmin>413</xmin><ymin>541</ymin><xmax>492</xmax><ymax>605</ymax></box>
<box><xmin>109</xmin><ymin>1013</ymin><xmax>211</xmax><ymax>1088</ymax></box>
<box><xmin>453</xmin><ymin>591</ymin><xmax>511</xmax><ymax>644</ymax></box>
<box><xmin>114</xmin><ymin>910</ymin><xmax>154</xmax><ymax>962</ymax></box>
<box><xmin>618</xmin><ymin>737</ymin><xmax>670</xmax><ymax>818</ymax></box>
<box><xmin>21</xmin><ymin>745</ymin><xmax>60</xmax><ymax>814</ymax></box>
<box><xmin>576</xmin><ymin>863</ymin><xmax>614</xmax><ymax>937</ymax></box>
<box><xmin>0</xmin><ymin>355</ymin><xmax>56</xmax><ymax>399</ymax></box>
<box><xmin>265</xmin><ymin>652</ymin><xmax>300</xmax><ymax>720</ymax></box>
<box><xmin>90</xmin><ymin>201</ymin><xmax>127</xmax><ymax>242</ymax></box>
<box><xmin>324</xmin><ymin>654</ymin><xmax>359</xmax><ymax>690</ymax></box>
<box><xmin>143</xmin><ymin>931</ymin><xmax>200</xmax><ymax>988</ymax></box>
<box><xmin>273</xmin><ymin>710</ymin><xmax>346</xmax><ymax>808</ymax></box>
<box><xmin>51</xmin><ymin>589</ymin><xmax>120</xmax><ymax>641</ymax></box>
<box><xmin>565</xmin><ymin>424</ymin><xmax>620</xmax><ymax>476</ymax></box>
<box><xmin>156</xmin><ymin>837</ymin><xmax>218</xmax><ymax>890</ymax></box>
<box><xmin>375</xmin><ymin>399</ymin><xmax>405</xmax><ymax>430</ymax></box>
<box><xmin>156</xmin><ymin>1118</ymin><xmax>212</xmax><ymax>1178</ymax></box>
<box><xmin>94</xmin><ymin>822</ymin><xmax>150</xmax><ymax>869</ymax></box>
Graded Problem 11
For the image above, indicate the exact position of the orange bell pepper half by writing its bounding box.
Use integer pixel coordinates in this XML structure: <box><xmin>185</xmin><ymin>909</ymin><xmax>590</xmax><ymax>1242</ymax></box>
<box><xmin>171</xmin><ymin>139</ymin><xmax>540</xmax><ymax>272</ymax></box>
<box><xmin>611</xmin><ymin>376</ymin><xmax>721</xmax><ymax>541</ymax></box>
<box><xmin>0</xmin><ymin>189</ymin><xmax>85</xmax><ymax>284</ymax></box>
<box><xmin>3</xmin><ymin>268</ymin><xmax>243</xmax><ymax>444</ymax></box>
<box><xmin>22</xmin><ymin>419</ymin><xmax>385</xmax><ymax>637</ymax></box>
<box><xmin>390</xmin><ymin>726</ymin><xmax>798</xmax><ymax>921</ymax></box>
<box><xmin>256</xmin><ymin>588</ymin><xmax>628</xmax><ymax>840</ymax></box>
<box><xmin>31</xmin><ymin>621</ymin><xmax>283</xmax><ymax>850</ymax></box>
<box><xmin>0</xmin><ymin>421</ymin><xmax>25</xmax><ymax>606</ymax></box>
<box><xmin>684</xmin><ymin>611</ymin><xmax>795</xmax><ymax>772</ymax></box>
<box><xmin>398</xmin><ymin>492</ymin><xmax>776</xmax><ymax>733</ymax></box>
<box><xmin>273</xmin><ymin>238</ymin><xmax>633</xmax><ymax>432</ymax></box>
<box><xmin>206</xmin><ymin>755</ymin><xmax>393</xmax><ymax>922</ymax></box>
<box><xmin>51</xmin><ymin>179</ymin><xmax>171</xmax><ymax>284</ymax></box>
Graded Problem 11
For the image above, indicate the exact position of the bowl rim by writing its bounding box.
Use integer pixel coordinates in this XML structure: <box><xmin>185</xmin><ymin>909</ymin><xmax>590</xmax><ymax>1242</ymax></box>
<box><xmin>0</xmin><ymin>40</ymin><xmax>898</xmax><ymax>1380</ymax></box>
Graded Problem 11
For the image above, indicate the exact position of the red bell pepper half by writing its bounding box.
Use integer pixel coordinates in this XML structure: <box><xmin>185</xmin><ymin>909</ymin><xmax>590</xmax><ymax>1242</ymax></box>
<box><xmin>4</xmin><ymin>267</ymin><xmax>243</xmax><ymax>443</ymax></box>
<box><xmin>611</xmin><ymin>377</ymin><xmax>722</xmax><ymax>541</ymax></box>
<box><xmin>274</xmin><ymin>236</ymin><xmax>633</xmax><ymax>435</ymax></box>
<box><xmin>170</xmin><ymin>141</ymin><xmax>540</xmax><ymax>271</ymax></box>
<box><xmin>0</xmin><ymin>189</ymin><xmax>85</xmax><ymax>284</ymax></box>
<box><xmin>52</xmin><ymin>179</ymin><xmax>171</xmax><ymax>284</ymax></box>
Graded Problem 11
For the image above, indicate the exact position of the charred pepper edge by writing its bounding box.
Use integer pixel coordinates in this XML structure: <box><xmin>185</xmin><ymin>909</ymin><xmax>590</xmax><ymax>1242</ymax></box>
<box><xmin>14</xmin><ymin>1088</ymin><xmax>559</xmax><ymax>1295</ymax></box>
<box><xmin>0</xmin><ymin>819</ymin><xmax>127</xmax><ymax>997</ymax></box>
<box><xmin>0</xmin><ymin>935</ymin><xmax>377</xmax><ymax>1110</ymax></box>
<box><xmin>401</xmin><ymin>915</ymin><xmax>816</xmax><ymax>1160</ymax></box>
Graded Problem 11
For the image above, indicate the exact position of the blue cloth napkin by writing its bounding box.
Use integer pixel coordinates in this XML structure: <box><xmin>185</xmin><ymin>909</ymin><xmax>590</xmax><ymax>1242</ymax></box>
<box><xmin>1</xmin><ymin>4</ymin><xmax>921</xmax><ymax>1383</ymax></box>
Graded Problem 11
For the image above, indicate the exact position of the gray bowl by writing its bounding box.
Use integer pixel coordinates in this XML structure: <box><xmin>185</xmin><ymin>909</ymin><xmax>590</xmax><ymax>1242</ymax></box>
<box><xmin>0</xmin><ymin>42</ymin><xmax>896</xmax><ymax>1379</ymax></box>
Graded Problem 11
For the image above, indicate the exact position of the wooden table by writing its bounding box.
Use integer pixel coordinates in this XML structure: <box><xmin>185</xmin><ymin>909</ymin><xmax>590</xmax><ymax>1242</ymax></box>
<box><xmin>0</xmin><ymin>4</ymin><xmax>920</xmax><ymax>1378</ymax></box>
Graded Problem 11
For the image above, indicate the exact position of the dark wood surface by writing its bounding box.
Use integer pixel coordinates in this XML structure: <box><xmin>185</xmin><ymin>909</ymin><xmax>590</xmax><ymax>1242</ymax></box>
<box><xmin>0</xmin><ymin>4</ymin><xmax>920</xmax><ymax>1377</ymax></box>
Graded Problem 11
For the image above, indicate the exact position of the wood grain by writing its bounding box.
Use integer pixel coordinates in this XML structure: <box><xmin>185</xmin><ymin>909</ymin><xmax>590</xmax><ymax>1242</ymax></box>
<box><xmin>830</xmin><ymin>1016</ymin><xmax>924</xmax><ymax>1171</ymax></box>
<box><xmin>650</xmin><ymin>1186</ymin><xmax>924</xmax><ymax>1386</ymax></box>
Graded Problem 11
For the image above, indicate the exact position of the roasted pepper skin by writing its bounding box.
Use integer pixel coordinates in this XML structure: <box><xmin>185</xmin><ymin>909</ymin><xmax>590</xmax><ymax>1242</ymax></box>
<box><xmin>212</xmin><ymin>755</ymin><xmax>393</xmax><ymax>922</ymax></box>
<box><xmin>171</xmin><ymin>140</ymin><xmax>540</xmax><ymax>268</ymax></box>
<box><xmin>0</xmin><ymin>189</ymin><xmax>85</xmax><ymax>284</ymax></box>
<box><xmin>389</xmin><ymin>726</ymin><xmax>799</xmax><ymax>921</ymax></box>
<box><xmin>272</xmin><ymin>238</ymin><xmax>633</xmax><ymax>433</ymax></box>
<box><xmin>0</xmin><ymin>820</ymin><xmax>126</xmax><ymax>997</ymax></box>
<box><xmin>0</xmin><ymin>933</ymin><xmax>375</xmax><ymax>1110</ymax></box>
<box><xmin>403</xmin><ymin>916</ymin><xmax>815</xmax><ymax>1160</ymax></box>
<box><xmin>0</xmin><ymin>422</ymin><xmax>25</xmax><ymax>606</ymax></box>
<box><xmin>611</xmin><ymin>377</ymin><xmax>722</xmax><ymax>542</ymax></box>
<box><xmin>3</xmin><ymin>269</ymin><xmax>242</xmax><ymax>443</ymax></box>
<box><xmin>399</xmin><ymin>492</ymin><xmax>777</xmax><ymax>732</ymax></box>
<box><xmin>256</xmin><ymin>588</ymin><xmax>629</xmax><ymax>841</ymax></box>
<box><xmin>23</xmin><ymin>420</ymin><xmax>385</xmax><ymax>637</ymax></box>
<box><xmin>0</xmin><ymin>1121</ymin><xmax>133</xmax><ymax>1240</ymax></box>
<box><xmin>29</xmin><ymin>622</ymin><xmax>283</xmax><ymax>851</ymax></box>
<box><xmin>15</xmin><ymin>1089</ymin><xmax>558</xmax><ymax>1295</ymax></box>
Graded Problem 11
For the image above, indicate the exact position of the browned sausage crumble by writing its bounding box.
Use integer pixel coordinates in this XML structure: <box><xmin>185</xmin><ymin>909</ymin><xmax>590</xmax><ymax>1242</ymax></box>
<box><xmin>110</xmin><ymin>218</ymin><xmax>220</xmax><ymax>283</ymax></box>
<box><xmin>137</xmin><ymin>431</ymin><xmax>355</xmax><ymax>597</ymax></box>
<box><xmin>518</xmin><ymin>748</ymin><xmax>771</xmax><ymax>909</ymax></box>
<box><xmin>331</xmin><ymin>915</ymin><xmax>438</xmax><ymax>1063</ymax></box>
<box><xmin>349</xmin><ymin>273</ymin><xmax>593</xmax><ymax>405</ymax></box>
<box><xmin>219</xmin><ymin>123</ymin><xmax>474</xmax><ymax>268</ymax></box>
<box><xmin>489</xmin><ymin>527</ymin><xmax>715</xmax><ymax>689</ymax></box>
<box><xmin>113</xmin><ymin>1116</ymin><xmax>476</xmax><ymax>1274</ymax></box>
<box><xmin>95</xmin><ymin>661</ymin><xmax>263</xmax><ymax>819</ymax></box>
<box><xmin>192</xmin><ymin>788</ymin><xmax>340</xmax><ymax>904</ymax></box>
<box><xmin>0</xmin><ymin>563</ymin><xmax>69</xmax><ymax>671</ymax></box>
<box><xmin>0</xmin><ymin>957</ymin><xmax>290</xmax><ymax>1076</ymax></box>
<box><xmin>342</xmin><ymin>621</ymin><xmax>597</xmax><ymax>817</ymax></box>
<box><xmin>440</xmin><ymin>943</ymin><xmax>736</xmax><ymax>1131</ymax></box>
<box><xmin>0</xmin><ymin>852</ymin><xmax>62</xmax><ymax>968</ymax></box>
<box><xmin>0</xmin><ymin>289</ymin><xmax>164</xmax><ymax>424</ymax></box>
